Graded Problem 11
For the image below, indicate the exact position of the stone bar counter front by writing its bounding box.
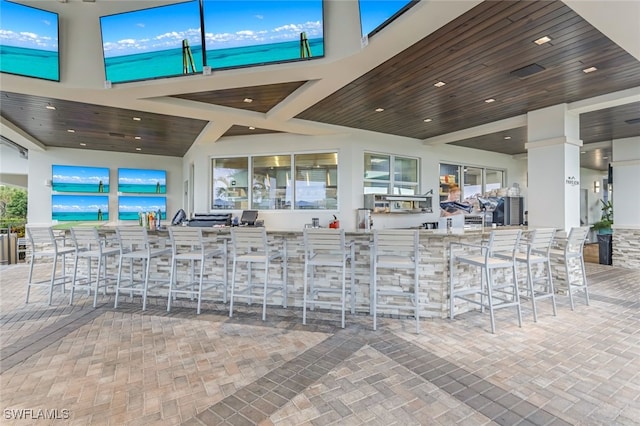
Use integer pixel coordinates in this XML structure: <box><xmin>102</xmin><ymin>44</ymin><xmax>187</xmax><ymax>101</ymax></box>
<box><xmin>91</xmin><ymin>226</ymin><xmax>528</xmax><ymax>320</ymax></box>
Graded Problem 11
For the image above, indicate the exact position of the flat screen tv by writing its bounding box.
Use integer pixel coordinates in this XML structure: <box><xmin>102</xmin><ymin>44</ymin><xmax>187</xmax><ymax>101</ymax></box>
<box><xmin>118</xmin><ymin>196</ymin><xmax>166</xmax><ymax>221</ymax></box>
<box><xmin>203</xmin><ymin>0</ymin><xmax>324</xmax><ymax>70</ymax></box>
<box><xmin>52</xmin><ymin>165</ymin><xmax>110</xmax><ymax>193</ymax></box>
<box><xmin>100</xmin><ymin>0</ymin><xmax>203</xmax><ymax>84</ymax></box>
<box><xmin>0</xmin><ymin>0</ymin><xmax>60</xmax><ymax>81</ymax></box>
<box><xmin>52</xmin><ymin>195</ymin><xmax>109</xmax><ymax>222</ymax></box>
<box><xmin>359</xmin><ymin>0</ymin><xmax>416</xmax><ymax>39</ymax></box>
<box><xmin>118</xmin><ymin>168</ymin><xmax>166</xmax><ymax>194</ymax></box>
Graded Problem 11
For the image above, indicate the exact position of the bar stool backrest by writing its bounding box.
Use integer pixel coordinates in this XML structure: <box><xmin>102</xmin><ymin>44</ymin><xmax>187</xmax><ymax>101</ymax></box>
<box><xmin>487</xmin><ymin>229</ymin><xmax>522</xmax><ymax>259</ymax></box>
<box><xmin>373</xmin><ymin>229</ymin><xmax>419</xmax><ymax>260</ymax></box>
<box><xmin>70</xmin><ymin>227</ymin><xmax>102</xmax><ymax>252</ymax></box>
<box><xmin>169</xmin><ymin>226</ymin><xmax>205</xmax><ymax>253</ymax></box>
<box><xmin>231</xmin><ymin>227</ymin><xmax>268</xmax><ymax>256</ymax></box>
<box><xmin>26</xmin><ymin>227</ymin><xmax>57</xmax><ymax>253</ymax></box>
<box><xmin>565</xmin><ymin>226</ymin><xmax>590</xmax><ymax>257</ymax></box>
<box><xmin>304</xmin><ymin>228</ymin><xmax>346</xmax><ymax>256</ymax></box>
<box><xmin>529</xmin><ymin>228</ymin><xmax>556</xmax><ymax>256</ymax></box>
<box><xmin>115</xmin><ymin>227</ymin><xmax>150</xmax><ymax>253</ymax></box>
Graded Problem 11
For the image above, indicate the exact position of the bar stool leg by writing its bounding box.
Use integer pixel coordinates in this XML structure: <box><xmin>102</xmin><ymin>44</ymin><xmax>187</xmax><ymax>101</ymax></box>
<box><xmin>70</xmin><ymin>253</ymin><xmax>80</xmax><ymax>306</ymax></box>
<box><xmin>229</xmin><ymin>258</ymin><xmax>237</xmax><ymax>318</ymax></box>
<box><xmin>547</xmin><ymin>259</ymin><xmax>557</xmax><ymax>316</ymax></box>
<box><xmin>565</xmin><ymin>260</ymin><xmax>575</xmax><ymax>311</ymax></box>
<box><xmin>197</xmin><ymin>258</ymin><xmax>205</xmax><ymax>315</ymax></box>
<box><xmin>414</xmin><ymin>260</ymin><xmax>419</xmax><ymax>334</ymax></box>
<box><xmin>341</xmin><ymin>258</ymin><xmax>346</xmax><ymax>329</ymax></box>
<box><xmin>486</xmin><ymin>268</ymin><xmax>496</xmax><ymax>334</ymax></box>
<box><xmin>26</xmin><ymin>252</ymin><xmax>36</xmax><ymax>303</ymax></box>
<box><xmin>262</xmin><ymin>260</ymin><xmax>269</xmax><ymax>321</ymax></box>
<box><xmin>513</xmin><ymin>264</ymin><xmax>522</xmax><ymax>328</ymax></box>
<box><xmin>580</xmin><ymin>256</ymin><xmax>589</xmax><ymax>306</ymax></box>
<box><xmin>303</xmin><ymin>259</ymin><xmax>309</xmax><ymax>325</ymax></box>
<box><xmin>527</xmin><ymin>261</ymin><xmax>538</xmax><ymax>323</ymax></box>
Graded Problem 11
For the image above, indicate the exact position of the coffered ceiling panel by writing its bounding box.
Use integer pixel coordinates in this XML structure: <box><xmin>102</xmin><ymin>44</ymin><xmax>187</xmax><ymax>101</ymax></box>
<box><xmin>172</xmin><ymin>81</ymin><xmax>307</xmax><ymax>113</ymax></box>
<box><xmin>0</xmin><ymin>91</ymin><xmax>208</xmax><ymax>157</ymax></box>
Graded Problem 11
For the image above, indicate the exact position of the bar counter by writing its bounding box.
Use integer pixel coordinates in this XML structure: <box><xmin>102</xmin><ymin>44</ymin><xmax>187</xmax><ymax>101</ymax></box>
<box><xmin>96</xmin><ymin>226</ymin><xmax>536</xmax><ymax>319</ymax></box>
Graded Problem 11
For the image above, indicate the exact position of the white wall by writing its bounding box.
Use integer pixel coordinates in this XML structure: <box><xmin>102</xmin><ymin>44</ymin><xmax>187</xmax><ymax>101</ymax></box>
<box><xmin>612</xmin><ymin>136</ymin><xmax>640</xmax><ymax>229</ymax></box>
<box><xmin>0</xmin><ymin>144</ymin><xmax>29</xmax><ymax>188</ymax></box>
<box><xmin>182</xmin><ymin>130</ymin><xmax>527</xmax><ymax>230</ymax></box>
<box><xmin>27</xmin><ymin>148</ymin><xmax>182</xmax><ymax>225</ymax></box>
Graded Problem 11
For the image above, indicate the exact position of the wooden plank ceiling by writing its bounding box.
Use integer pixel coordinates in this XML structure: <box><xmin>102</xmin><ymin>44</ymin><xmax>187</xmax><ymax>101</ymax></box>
<box><xmin>297</xmin><ymin>1</ymin><xmax>640</xmax><ymax>150</ymax></box>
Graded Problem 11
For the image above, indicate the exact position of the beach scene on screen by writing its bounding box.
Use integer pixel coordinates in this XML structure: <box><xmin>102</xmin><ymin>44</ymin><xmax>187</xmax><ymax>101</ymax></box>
<box><xmin>52</xmin><ymin>195</ymin><xmax>109</xmax><ymax>222</ymax></box>
<box><xmin>118</xmin><ymin>196</ymin><xmax>166</xmax><ymax>221</ymax></box>
<box><xmin>52</xmin><ymin>165</ymin><xmax>110</xmax><ymax>193</ymax></box>
<box><xmin>0</xmin><ymin>0</ymin><xmax>59</xmax><ymax>81</ymax></box>
<box><xmin>118</xmin><ymin>168</ymin><xmax>166</xmax><ymax>194</ymax></box>
<box><xmin>203</xmin><ymin>0</ymin><xmax>324</xmax><ymax>69</ymax></box>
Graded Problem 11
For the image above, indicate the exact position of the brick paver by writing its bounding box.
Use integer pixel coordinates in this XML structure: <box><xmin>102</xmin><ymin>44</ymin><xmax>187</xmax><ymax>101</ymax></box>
<box><xmin>0</xmin><ymin>262</ymin><xmax>639</xmax><ymax>425</ymax></box>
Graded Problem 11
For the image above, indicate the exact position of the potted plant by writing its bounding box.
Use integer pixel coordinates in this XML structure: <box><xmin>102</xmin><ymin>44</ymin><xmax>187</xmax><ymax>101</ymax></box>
<box><xmin>591</xmin><ymin>200</ymin><xmax>613</xmax><ymax>265</ymax></box>
<box><xmin>591</xmin><ymin>200</ymin><xmax>613</xmax><ymax>234</ymax></box>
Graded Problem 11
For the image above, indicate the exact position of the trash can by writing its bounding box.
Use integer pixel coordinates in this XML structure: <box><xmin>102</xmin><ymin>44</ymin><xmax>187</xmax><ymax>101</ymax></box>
<box><xmin>0</xmin><ymin>233</ymin><xmax>18</xmax><ymax>265</ymax></box>
<box><xmin>597</xmin><ymin>233</ymin><xmax>612</xmax><ymax>265</ymax></box>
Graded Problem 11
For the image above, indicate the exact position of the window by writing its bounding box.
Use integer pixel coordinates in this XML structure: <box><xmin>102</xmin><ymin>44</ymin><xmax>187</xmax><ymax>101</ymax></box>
<box><xmin>485</xmin><ymin>169</ymin><xmax>504</xmax><ymax>193</ymax></box>
<box><xmin>439</xmin><ymin>163</ymin><xmax>505</xmax><ymax>202</ymax></box>
<box><xmin>364</xmin><ymin>153</ymin><xmax>419</xmax><ymax>195</ymax></box>
<box><xmin>295</xmin><ymin>153</ymin><xmax>338</xmax><ymax>210</ymax></box>
<box><xmin>252</xmin><ymin>155</ymin><xmax>292</xmax><ymax>210</ymax></box>
<box><xmin>211</xmin><ymin>152</ymin><xmax>338</xmax><ymax>211</ymax></box>
<box><xmin>211</xmin><ymin>157</ymin><xmax>248</xmax><ymax>210</ymax></box>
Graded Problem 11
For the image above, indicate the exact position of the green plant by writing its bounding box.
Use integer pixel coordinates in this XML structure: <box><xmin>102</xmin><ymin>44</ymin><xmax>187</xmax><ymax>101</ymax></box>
<box><xmin>591</xmin><ymin>200</ymin><xmax>613</xmax><ymax>233</ymax></box>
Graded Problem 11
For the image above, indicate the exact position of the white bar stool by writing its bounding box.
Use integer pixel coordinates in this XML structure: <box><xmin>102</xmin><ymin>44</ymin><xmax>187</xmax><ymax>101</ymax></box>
<box><xmin>167</xmin><ymin>226</ymin><xmax>228</xmax><ymax>314</ymax></box>
<box><xmin>69</xmin><ymin>227</ymin><xmax>120</xmax><ymax>307</ymax></box>
<box><xmin>548</xmin><ymin>226</ymin><xmax>590</xmax><ymax>310</ymax></box>
<box><xmin>512</xmin><ymin>228</ymin><xmax>557</xmax><ymax>322</ymax></box>
<box><xmin>25</xmin><ymin>227</ymin><xmax>75</xmax><ymax>305</ymax></box>
<box><xmin>371</xmin><ymin>229</ymin><xmax>420</xmax><ymax>333</ymax></box>
<box><xmin>229</xmin><ymin>227</ymin><xmax>287</xmax><ymax>321</ymax></box>
<box><xmin>114</xmin><ymin>226</ymin><xmax>172</xmax><ymax>311</ymax></box>
<box><xmin>303</xmin><ymin>228</ymin><xmax>355</xmax><ymax>329</ymax></box>
<box><xmin>449</xmin><ymin>229</ymin><xmax>523</xmax><ymax>333</ymax></box>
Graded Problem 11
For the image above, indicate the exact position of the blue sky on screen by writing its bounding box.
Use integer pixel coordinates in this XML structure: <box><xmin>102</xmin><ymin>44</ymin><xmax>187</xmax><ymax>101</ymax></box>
<box><xmin>118</xmin><ymin>169</ymin><xmax>166</xmax><ymax>185</ymax></box>
<box><xmin>118</xmin><ymin>196</ymin><xmax>166</xmax><ymax>212</ymax></box>
<box><xmin>0</xmin><ymin>0</ymin><xmax>58</xmax><ymax>51</ymax></box>
<box><xmin>359</xmin><ymin>0</ymin><xmax>412</xmax><ymax>37</ymax></box>
<box><xmin>100</xmin><ymin>0</ymin><xmax>323</xmax><ymax>57</ymax></box>
<box><xmin>101</xmin><ymin>1</ymin><xmax>202</xmax><ymax>58</ymax></box>
<box><xmin>52</xmin><ymin>165</ymin><xmax>109</xmax><ymax>184</ymax></box>
<box><xmin>203</xmin><ymin>0</ymin><xmax>323</xmax><ymax>49</ymax></box>
<box><xmin>52</xmin><ymin>195</ymin><xmax>108</xmax><ymax>213</ymax></box>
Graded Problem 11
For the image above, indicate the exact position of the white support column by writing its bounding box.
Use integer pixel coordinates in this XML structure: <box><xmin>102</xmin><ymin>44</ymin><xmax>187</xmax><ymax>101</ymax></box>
<box><xmin>611</xmin><ymin>137</ymin><xmax>640</xmax><ymax>269</ymax></box>
<box><xmin>526</xmin><ymin>104</ymin><xmax>582</xmax><ymax>232</ymax></box>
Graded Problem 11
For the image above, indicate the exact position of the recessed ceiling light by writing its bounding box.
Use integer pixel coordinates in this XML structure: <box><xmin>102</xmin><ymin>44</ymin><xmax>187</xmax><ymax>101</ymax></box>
<box><xmin>132</xmin><ymin>117</ymin><xmax>141</xmax><ymax>121</ymax></box>
<box><xmin>134</xmin><ymin>136</ymin><xmax>142</xmax><ymax>140</ymax></box>
<box><xmin>484</xmin><ymin>98</ymin><xmax>495</xmax><ymax>103</ymax></box>
<box><xmin>135</xmin><ymin>147</ymin><xmax>142</xmax><ymax>151</ymax></box>
<box><xmin>248</xmin><ymin>126</ymin><xmax>255</xmax><ymax>130</ymax></box>
<box><xmin>46</xmin><ymin>105</ymin><xmax>56</xmax><ymax>110</ymax></box>
<box><xmin>423</xmin><ymin>118</ymin><xmax>432</xmax><ymax>123</ymax></box>
<box><xmin>67</xmin><ymin>129</ymin><xmax>75</xmax><ymax>133</ymax></box>
<box><xmin>603</xmin><ymin>156</ymin><xmax>609</xmax><ymax>159</ymax></box>
<box><xmin>581</xmin><ymin>151</ymin><xmax>586</xmax><ymax>154</ymax></box>
<box><xmin>80</xmin><ymin>143</ymin><xmax>86</xmax><ymax>146</ymax></box>
<box><xmin>534</xmin><ymin>36</ymin><xmax>551</xmax><ymax>45</ymax></box>
<box><xmin>583</xmin><ymin>66</ymin><xmax>598</xmax><ymax>73</ymax></box>
<box><xmin>504</xmin><ymin>136</ymin><xmax>511</xmax><ymax>140</ymax></box>
<box><xmin>375</xmin><ymin>108</ymin><xmax>385</xmax><ymax>112</ymax></box>
<box><xmin>243</xmin><ymin>98</ymin><xmax>253</xmax><ymax>103</ymax></box>
<box><xmin>434</xmin><ymin>81</ymin><xmax>446</xmax><ymax>87</ymax></box>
